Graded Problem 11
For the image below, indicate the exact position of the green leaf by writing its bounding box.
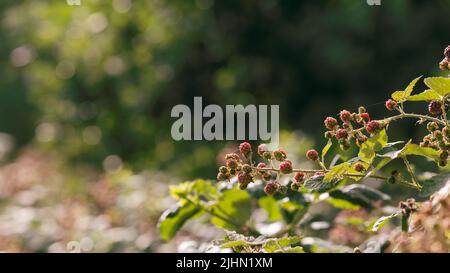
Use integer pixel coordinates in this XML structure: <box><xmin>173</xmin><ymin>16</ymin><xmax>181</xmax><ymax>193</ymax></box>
<box><xmin>304</xmin><ymin>175</ymin><xmax>335</xmax><ymax>193</ymax></box>
<box><xmin>219</xmin><ymin>240</ymin><xmax>248</xmax><ymax>249</ymax></box>
<box><xmin>329</xmin><ymin>184</ymin><xmax>390</xmax><ymax>209</ymax></box>
<box><xmin>401</xmin><ymin>143</ymin><xmax>440</xmax><ymax>161</ymax></box>
<box><xmin>420</xmin><ymin>172</ymin><xmax>450</xmax><ymax>197</ymax></box>
<box><xmin>407</xmin><ymin>89</ymin><xmax>441</xmax><ymax>101</ymax></box>
<box><xmin>158</xmin><ymin>203</ymin><xmax>202</xmax><ymax>241</ymax></box>
<box><xmin>326</xmin><ymin>198</ymin><xmax>361</xmax><ymax>210</ymax></box>
<box><xmin>302</xmin><ymin>237</ymin><xmax>352</xmax><ymax>253</ymax></box>
<box><xmin>391</xmin><ymin>76</ymin><xmax>422</xmax><ymax>102</ymax></box>
<box><xmin>170</xmin><ymin>179</ymin><xmax>218</xmax><ymax>200</ymax></box>
<box><xmin>263</xmin><ymin>236</ymin><xmax>302</xmax><ymax>253</ymax></box>
<box><xmin>370</xmin><ymin>213</ymin><xmax>399</xmax><ymax>232</ymax></box>
<box><xmin>321</xmin><ymin>139</ymin><xmax>333</xmax><ymax>162</ymax></box>
<box><xmin>323</xmin><ymin>162</ymin><xmax>350</xmax><ymax>182</ymax></box>
<box><xmin>358</xmin><ymin>129</ymin><xmax>388</xmax><ymax>164</ymax></box>
<box><xmin>424</xmin><ymin>77</ymin><xmax>450</xmax><ymax>96</ymax></box>
<box><xmin>211</xmin><ymin>189</ymin><xmax>251</xmax><ymax>231</ymax></box>
<box><xmin>282</xmin><ymin>246</ymin><xmax>305</xmax><ymax>253</ymax></box>
<box><xmin>258</xmin><ymin>196</ymin><xmax>283</xmax><ymax>221</ymax></box>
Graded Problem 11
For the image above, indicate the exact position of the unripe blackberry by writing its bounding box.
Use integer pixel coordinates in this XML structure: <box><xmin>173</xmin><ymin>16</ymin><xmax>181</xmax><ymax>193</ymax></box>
<box><xmin>359</xmin><ymin>112</ymin><xmax>370</xmax><ymax>123</ymax></box>
<box><xmin>335</xmin><ymin>129</ymin><xmax>348</xmax><ymax>140</ymax></box>
<box><xmin>324</xmin><ymin>117</ymin><xmax>338</xmax><ymax>130</ymax></box>
<box><xmin>264</xmin><ymin>182</ymin><xmax>278</xmax><ymax>195</ymax></box>
<box><xmin>340</xmin><ymin>110</ymin><xmax>352</xmax><ymax>123</ymax></box>
<box><xmin>293</xmin><ymin>171</ymin><xmax>305</xmax><ymax>183</ymax></box>
<box><xmin>273</xmin><ymin>149</ymin><xmax>287</xmax><ymax>161</ymax></box>
<box><xmin>239</xmin><ymin>182</ymin><xmax>249</xmax><ymax>190</ymax></box>
<box><xmin>439</xmin><ymin>159</ymin><xmax>447</xmax><ymax>167</ymax></box>
<box><xmin>428</xmin><ymin>100</ymin><xmax>443</xmax><ymax>116</ymax></box>
<box><xmin>279</xmin><ymin>160</ymin><xmax>293</xmax><ymax>174</ymax></box>
<box><xmin>217</xmin><ymin>172</ymin><xmax>228</xmax><ymax>181</ymax></box>
<box><xmin>290</xmin><ymin>182</ymin><xmax>301</xmax><ymax>192</ymax></box>
<box><xmin>238</xmin><ymin>172</ymin><xmax>252</xmax><ymax>184</ymax></box>
<box><xmin>257</xmin><ymin>144</ymin><xmax>269</xmax><ymax>157</ymax></box>
<box><xmin>226</xmin><ymin>159</ymin><xmax>238</xmax><ymax>169</ymax></box>
<box><xmin>385</xmin><ymin>99</ymin><xmax>397</xmax><ymax>111</ymax></box>
<box><xmin>366</xmin><ymin>120</ymin><xmax>382</xmax><ymax>135</ymax></box>
<box><xmin>219</xmin><ymin>166</ymin><xmax>228</xmax><ymax>174</ymax></box>
<box><xmin>445</xmin><ymin>45</ymin><xmax>450</xmax><ymax>59</ymax></box>
<box><xmin>440</xmin><ymin>150</ymin><xmax>449</xmax><ymax>161</ymax></box>
<box><xmin>239</xmin><ymin>142</ymin><xmax>252</xmax><ymax>157</ymax></box>
<box><xmin>306</xmin><ymin>149</ymin><xmax>319</xmax><ymax>161</ymax></box>
<box><xmin>242</xmin><ymin>164</ymin><xmax>252</xmax><ymax>174</ymax></box>
<box><xmin>443</xmin><ymin>127</ymin><xmax>450</xmax><ymax>138</ymax></box>
<box><xmin>434</xmin><ymin>130</ymin><xmax>444</xmax><ymax>141</ymax></box>
<box><xmin>354</xmin><ymin>163</ymin><xmax>365</xmax><ymax>172</ymax></box>
<box><xmin>262</xmin><ymin>173</ymin><xmax>272</xmax><ymax>181</ymax></box>
<box><xmin>387</xmin><ymin>170</ymin><xmax>399</xmax><ymax>184</ymax></box>
<box><xmin>427</xmin><ymin>122</ymin><xmax>439</xmax><ymax>132</ymax></box>
<box><xmin>278</xmin><ymin>185</ymin><xmax>288</xmax><ymax>194</ymax></box>
<box><xmin>358</xmin><ymin>106</ymin><xmax>366</xmax><ymax>114</ymax></box>
<box><xmin>229</xmin><ymin>169</ymin><xmax>237</xmax><ymax>175</ymax></box>
<box><xmin>324</xmin><ymin>131</ymin><xmax>333</xmax><ymax>139</ymax></box>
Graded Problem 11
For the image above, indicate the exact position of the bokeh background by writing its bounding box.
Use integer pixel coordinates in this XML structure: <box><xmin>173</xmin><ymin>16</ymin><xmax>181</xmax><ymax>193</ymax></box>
<box><xmin>0</xmin><ymin>0</ymin><xmax>449</xmax><ymax>252</ymax></box>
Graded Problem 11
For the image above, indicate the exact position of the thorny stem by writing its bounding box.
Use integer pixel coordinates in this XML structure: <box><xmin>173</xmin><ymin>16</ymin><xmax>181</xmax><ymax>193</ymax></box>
<box><xmin>402</xmin><ymin>157</ymin><xmax>422</xmax><ymax>190</ymax></box>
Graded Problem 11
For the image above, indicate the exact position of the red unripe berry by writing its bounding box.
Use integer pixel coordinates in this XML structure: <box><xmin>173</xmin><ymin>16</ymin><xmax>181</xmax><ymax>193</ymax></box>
<box><xmin>354</xmin><ymin>163</ymin><xmax>365</xmax><ymax>172</ymax></box>
<box><xmin>314</xmin><ymin>171</ymin><xmax>325</xmax><ymax>176</ymax></box>
<box><xmin>238</xmin><ymin>172</ymin><xmax>252</xmax><ymax>184</ymax></box>
<box><xmin>264</xmin><ymin>182</ymin><xmax>278</xmax><ymax>195</ymax></box>
<box><xmin>428</xmin><ymin>100</ymin><xmax>443</xmax><ymax>116</ymax></box>
<box><xmin>445</xmin><ymin>45</ymin><xmax>450</xmax><ymax>59</ymax></box>
<box><xmin>293</xmin><ymin>172</ymin><xmax>305</xmax><ymax>183</ymax></box>
<box><xmin>279</xmin><ymin>160</ymin><xmax>293</xmax><ymax>174</ymax></box>
<box><xmin>324</xmin><ymin>117</ymin><xmax>338</xmax><ymax>130</ymax></box>
<box><xmin>257</xmin><ymin>144</ymin><xmax>268</xmax><ymax>156</ymax></box>
<box><xmin>366</xmin><ymin>120</ymin><xmax>381</xmax><ymax>135</ymax></box>
<box><xmin>306</xmin><ymin>149</ymin><xmax>319</xmax><ymax>161</ymax></box>
<box><xmin>257</xmin><ymin>162</ymin><xmax>266</xmax><ymax>168</ymax></box>
<box><xmin>335</xmin><ymin>129</ymin><xmax>348</xmax><ymax>140</ymax></box>
<box><xmin>359</xmin><ymin>112</ymin><xmax>370</xmax><ymax>123</ymax></box>
<box><xmin>340</xmin><ymin>110</ymin><xmax>351</xmax><ymax>123</ymax></box>
<box><xmin>239</xmin><ymin>142</ymin><xmax>252</xmax><ymax>157</ymax></box>
<box><xmin>385</xmin><ymin>99</ymin><xmax>398</xmax><ymax>111</ymax></box>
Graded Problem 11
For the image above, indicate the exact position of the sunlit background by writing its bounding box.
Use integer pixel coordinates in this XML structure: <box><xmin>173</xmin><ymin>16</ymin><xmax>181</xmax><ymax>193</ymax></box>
<box><xmin>0</xmin><ymin>0</ymin><xmax>449</xmax><ymax>252</ymax></box>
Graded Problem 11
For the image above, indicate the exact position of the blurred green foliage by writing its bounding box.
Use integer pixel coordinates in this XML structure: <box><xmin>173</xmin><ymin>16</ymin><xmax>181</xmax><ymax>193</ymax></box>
<box><xmin>0</xmin><ymin>0</ymin><xmax>449</xmax><ymax>179</ymax></box>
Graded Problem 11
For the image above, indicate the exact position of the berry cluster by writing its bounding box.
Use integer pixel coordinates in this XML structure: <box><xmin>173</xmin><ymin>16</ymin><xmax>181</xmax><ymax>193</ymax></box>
<box><xmin>323</xmin><ymin>107</ymin><xmax>384</xmax><ymax>150</ymax></box>
<box><xmin>399</xmin><ymin>198</ymin><xmax>418</xmax><ymax>217</ymax></box>
<box><xmin>420</xmin><ymin>121</ymin><xmax>450</xmax><ymax>166</ymax></box>
<box><xmin>439</xmin><ymin>45</ymin><xmax>450</xmax><ymax>71</ymax></box>
<box><xmin>217</xmin><ymin>142</ymin><xmax>323</xmax><ymax>195</ymax></box>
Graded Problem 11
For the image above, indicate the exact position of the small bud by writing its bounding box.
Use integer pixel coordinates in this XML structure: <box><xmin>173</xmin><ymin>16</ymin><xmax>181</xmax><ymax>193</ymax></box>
<box><xmin>293</xmin><ymin>172</ymin><xmax>306</xmax><ymax>183</ymax></box>
<box><xmin>444</xmin><ymin>45</ymin><xmax>450</xmax><ymax>59</ymax></box>
<box><xmin>427</xmin><ymin>122</ymin><xmax>439</xmax><ymax>132</ymax></box>
<box><xmin>340</xmin><ymin>110</ymin><xmax>352</xmax><ymax>123</ymax></box>
<box><xmin>242</xmin><ymin>164</ymin><xmax>252</xmax><ymax>173</ymax></box>
<box><xmin>428</xmin><ymin>100</ymin><xmax>443</xmax><ymax>116</ymax></box>
<box><xmin>324</xmin><ymin>131</ymin><xmax>333</xmax><ymax>139</ymax></box>
<box><xmin>324</xmin><ymin>117</ymin><xmax>338</xmax><ymax>130</ymax></box>
<box><xmin>443</xmin><ymin>127</ymin><xmax>450</xmax><ymax>138</ymax></box>
<box><xmin>440</xmin><ymin>59</ymin><xmax>449</xmax><ymax>70</ymax></box>
<box><xmin>358</xmin><ymin>106</ymin><xmax>366</xmax><ymax>114</ymax></box>
<box><xmin>273</xmin><ymin>149</ymin><xmax>287</xmax><ymax>161</ymax></box>
<box><xmin>279</xmin><ymin>160</ymin><xmax>293</xmax><ymax>174</ymax></box>
<box><xmin>262</xmin><ymin>151</ymin><xmax>272</xmax><ymax>160</ymax></box>
<box><xmin>278</xmin><ymin>185</ymin><xmax>288</xmax><ymax>194</ymax></box>
<box><xmin>354</xmin><ymin>163</ymin><xmax>365</xmax><ymax>172</ymax></box>
<box><xmin>335</xmin><ymin>129</ymin><xmax>348</xmax><ymax>140</ymax></box>
<box><xmin>239</xmin><ymin>142</ymin><xmax>252</xmax><ymax>158</ymax></box>
<box><xmin>440</xmin><ymin>150</ymin><xmax>449</xmax><ymax>161</ymax></box>
<box><xmin>356</xmin><ymin>135</ymin><xmax>368</xmax><ymax>147</ymax></box>
<box><xmin>366</xmin><ymin>120</ymin><xmax>382</xmax><ymax>135</ymax></box>
<box><xmin>219</xmin><ymin>166</ymin><xmax>228</xmax><ymax>174</ymax></box>
<box><xmin>290</xmin><ymin>182</ymin><xmax>301</xmax><ymax>192</ymax></box>
<box><xmin>225</xmin><ymin>153</ymin><xmax>240</xmax><ymax>160</ymax></box>
<box><xmin>226</xmin><ymin>159</ymin><xmax>238</xmax><ymax>169</ymax></box>
<box><xmin>439</xmin><ymin>159</ymin><xmax>448</xmax><ymax>167</ymax></box>
<box><xmin>385</xmin><ymin>99</ymin><xmax>398</xmax><ymax>111</ymax></box>
<box><xmin>306</xmin><ymin>149</ymin><xmax>319</xmax><ymax>161</ymax></box>
<box><xmin>434</xmin><ymin>130</ymin><xmax>444</xmax><ymax>141</ymax></box>
<box><xmin>264</xmin><ymin>182</ymin><xmax>278</xmax><ymax>195</ymax></box>
<box><xmin>239</xmin><ymin>182</ymin><xmax>248</xmax><ymax>190</ymax></box>
<box><xmin>217</xmin><ymin>172</ymin><xmax>228</xmax><ymax>181</ymax></box>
